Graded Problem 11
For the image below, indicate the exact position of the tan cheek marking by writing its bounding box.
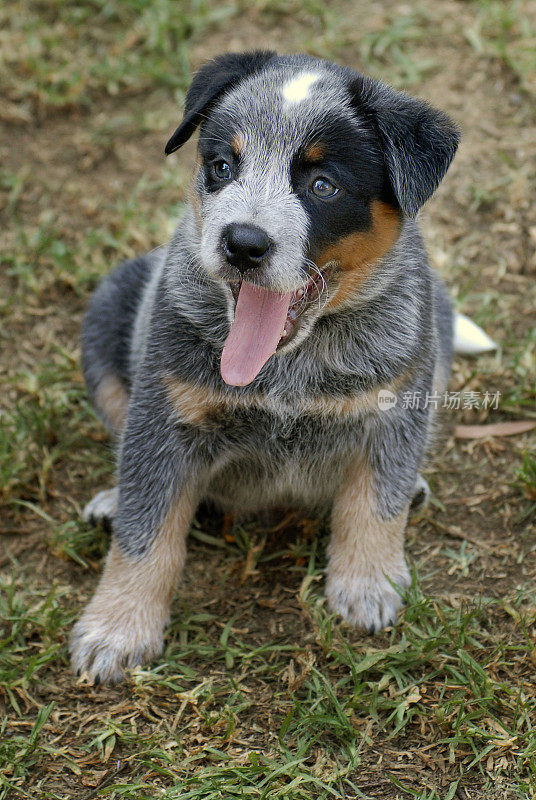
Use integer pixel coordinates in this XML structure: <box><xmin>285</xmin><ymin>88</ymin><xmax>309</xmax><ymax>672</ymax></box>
<box><xmin>95</xmin><ymin>375</ymin><xmax>129</xmax><ymax>436</ymax></box>
<box><xmin>321</xmin><ymin>201</ymin><xmax>402</xmax><ymax>311</ymax></box>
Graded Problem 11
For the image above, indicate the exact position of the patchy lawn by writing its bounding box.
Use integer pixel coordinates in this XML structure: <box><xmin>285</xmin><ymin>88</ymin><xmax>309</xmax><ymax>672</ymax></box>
<box><xmin>1</xmin><ymin>0</ymin><xmax>535</xmax><ymax>798</ymax></box>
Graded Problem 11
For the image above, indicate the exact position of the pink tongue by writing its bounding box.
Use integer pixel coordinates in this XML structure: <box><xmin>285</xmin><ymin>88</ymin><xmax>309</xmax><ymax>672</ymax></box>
<box><xmin>221</xmin><ymin>281</ymin><xmax>293</xmax><ymax>386</ymax></box>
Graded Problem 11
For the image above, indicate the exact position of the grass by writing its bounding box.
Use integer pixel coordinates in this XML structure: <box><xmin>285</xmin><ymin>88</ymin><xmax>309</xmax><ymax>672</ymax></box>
<box><xmin>2</xmin><ymin>164</ymin><xmax>187</xmax><ymax>298</ymax></box>
<box><xmin>358</xmin><ymin>9</ymin><xmax>438</xmax><ymax>87</ymax></box>
<box><xmin>0</xmin><ymin>0</ymin><xmax>236</xmax><ymax>118</ymax></box>
<box><xmin>2</xmin><ymin>544</ymin><xmax>536</xmax><ymax>797</ymax></box>
<box><xmin>465</xmin><ymin>0</ymin><xmax>536</xmax><ymax>97</ymax></box>
<box><xmin>1</xmin><ymin>0</ymin><xmax>536</xmax><ymax>797</ymax></box>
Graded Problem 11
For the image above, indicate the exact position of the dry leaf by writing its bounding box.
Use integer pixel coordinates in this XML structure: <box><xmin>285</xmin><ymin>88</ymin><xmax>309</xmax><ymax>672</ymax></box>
<box><xmin>455</xmin><ymin>421</ymin><xmax>536</xmax><ymax>439</ymax></box>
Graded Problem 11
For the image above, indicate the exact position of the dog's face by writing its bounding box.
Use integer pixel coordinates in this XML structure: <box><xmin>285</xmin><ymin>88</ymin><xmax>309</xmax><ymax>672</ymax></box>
<box><xmin>166</xmin><ymin>52</ymin><xmax>459</xmax><ymax>386</ymax></box>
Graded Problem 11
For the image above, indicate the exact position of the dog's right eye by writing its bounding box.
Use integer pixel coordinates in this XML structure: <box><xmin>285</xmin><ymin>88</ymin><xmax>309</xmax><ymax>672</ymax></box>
<box><xmin>213</xmin><ymin>161</ymin><xmax>233</xmax><ymax>180</ymax></box>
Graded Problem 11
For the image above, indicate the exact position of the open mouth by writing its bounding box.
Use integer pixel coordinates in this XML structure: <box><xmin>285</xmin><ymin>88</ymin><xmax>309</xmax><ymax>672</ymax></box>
<box><xmin>221</xmin><ymin>265</ymin><xmax>332</xmax><ymax>387</ymax></box>
<box><xmin>229</xmin><ymin>266</ymin><xmax>330</xmax><ymax>345</ymax></box>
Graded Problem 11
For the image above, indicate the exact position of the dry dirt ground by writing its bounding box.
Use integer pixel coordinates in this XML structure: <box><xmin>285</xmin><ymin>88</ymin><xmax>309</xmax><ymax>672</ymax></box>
<box><xmin>1</xmin><ymin>1</ymin><xmax>535</xmax><ymax>798</ymax></box>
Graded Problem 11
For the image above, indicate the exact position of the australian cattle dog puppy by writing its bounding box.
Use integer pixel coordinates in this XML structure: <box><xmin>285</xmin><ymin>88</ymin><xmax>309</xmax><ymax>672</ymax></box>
<box><xmin>71</xmin><ymin>51</ymin><xmax>462</xmax><ymax>683</ymax></box>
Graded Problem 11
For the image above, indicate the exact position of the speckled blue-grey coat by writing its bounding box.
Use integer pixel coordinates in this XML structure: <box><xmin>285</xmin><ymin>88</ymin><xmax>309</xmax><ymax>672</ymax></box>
<box><xmin>70</xmin><ymin>51</ymin><xmax>459</xmax><ymax>683</ymax></box>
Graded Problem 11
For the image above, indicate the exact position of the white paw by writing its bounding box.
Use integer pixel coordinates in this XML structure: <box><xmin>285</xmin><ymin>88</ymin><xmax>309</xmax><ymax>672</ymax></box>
<box><xmin>83</xmin><ymin>487</ymin><xmax>118</xmax><ymax>529</ymax></box>
<box><xmin>410</xmin><ymin>473</ymin><xmax>430</xmax><ymax>513</ymax></box>
<box><xmin>70</xmin><ymin>603</ymin><xmax>165</xmax><ymax>684</ymax></box>
<box><xmin>325</xmin><ymin>565</ymin><xmax>410</xmax><ymax>633</ymax></box>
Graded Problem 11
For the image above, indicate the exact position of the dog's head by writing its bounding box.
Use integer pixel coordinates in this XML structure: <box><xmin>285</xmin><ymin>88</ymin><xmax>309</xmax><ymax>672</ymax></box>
<box><xmin>166</xmin><ymin>52</ymin><xmax>459</xmax><ymax>386</ymax></box>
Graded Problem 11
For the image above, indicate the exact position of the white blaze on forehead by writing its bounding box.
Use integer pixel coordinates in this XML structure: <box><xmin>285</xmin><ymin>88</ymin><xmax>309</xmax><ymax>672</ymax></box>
<box><xmin>281</xmin><ymin>72</ymin><xmax>320</xmax><ymax>104</ymax></box>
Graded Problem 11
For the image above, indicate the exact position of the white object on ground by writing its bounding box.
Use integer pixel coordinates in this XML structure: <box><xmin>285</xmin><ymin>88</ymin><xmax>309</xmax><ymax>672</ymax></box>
<box><xmin>453</xmin><ymin>312</ymin><xmax>497</xmax><ymax>355</ymax></box>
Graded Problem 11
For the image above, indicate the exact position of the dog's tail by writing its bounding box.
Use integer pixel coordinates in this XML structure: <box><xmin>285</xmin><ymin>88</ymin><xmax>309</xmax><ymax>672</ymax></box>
<box><xmin>453</xmin><ymin>312</ymin><xmax>497</xmax><ymax>355</ymax></box>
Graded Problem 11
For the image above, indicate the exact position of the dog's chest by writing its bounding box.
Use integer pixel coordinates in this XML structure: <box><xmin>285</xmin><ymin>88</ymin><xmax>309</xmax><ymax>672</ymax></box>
<box><xmin>205</xmin><ymin>408</ymin><xmax>363</xmax><ymax>511</ymax></box>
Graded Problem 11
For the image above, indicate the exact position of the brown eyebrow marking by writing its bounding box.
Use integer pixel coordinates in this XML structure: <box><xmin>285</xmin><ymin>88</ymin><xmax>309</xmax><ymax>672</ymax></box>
<box><xmin>303</xmin><ymin>142</ymin><xmax>326</xmax><ymax>162</ymax></box>
<box><xmin>231</xmin><ymin>133</ymin><xmax>245</xmax><ymax>156</ymax></box>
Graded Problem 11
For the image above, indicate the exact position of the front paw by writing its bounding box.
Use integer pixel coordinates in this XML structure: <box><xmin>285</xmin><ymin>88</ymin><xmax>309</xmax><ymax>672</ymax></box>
<box><xmin>325</xmin><ymin>565</ymin><xmax>410</xmax><ymax>633</ymax></box>
<box><xmin>70</xmin><ymin>603</ymin><xmax>165</xmax><ymax>684</ymax></box>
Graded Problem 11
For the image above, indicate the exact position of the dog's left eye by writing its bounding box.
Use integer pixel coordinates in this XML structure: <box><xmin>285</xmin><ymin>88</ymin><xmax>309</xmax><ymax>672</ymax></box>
<box><xmin>310</xmin><ymin>177</ymin><xmax>339</xmax><ymax>199</ymax></box>
<box><xmin>213</xmin><ymin>161</ymin><xmax>233</xmax><ymax>180</ymax></box>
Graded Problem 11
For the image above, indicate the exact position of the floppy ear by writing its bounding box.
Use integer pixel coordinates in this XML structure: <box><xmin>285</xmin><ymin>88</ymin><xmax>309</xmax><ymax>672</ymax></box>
<box><xmin>350</xmin><ymin>77</ymin><xmax>460</xmax><ymax>217</ymax></box>
<box><xmin>165</xmin><ymin>50</ymin><xmax>276</xmax><ymax>155</ymax></box>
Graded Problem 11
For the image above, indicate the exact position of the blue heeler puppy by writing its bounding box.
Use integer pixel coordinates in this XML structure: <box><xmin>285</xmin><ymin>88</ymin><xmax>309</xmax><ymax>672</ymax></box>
<box><xmin>71</xmin><ymin>51</ymin><xmax>486</xmax><ymax>683</ymax></box>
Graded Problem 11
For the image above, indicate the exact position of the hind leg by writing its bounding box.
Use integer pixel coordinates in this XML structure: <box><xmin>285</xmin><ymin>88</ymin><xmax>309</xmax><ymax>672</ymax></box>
<box><xmin>83</xmin><ymin>373</ymin><xmax>129</xmax><ymax>529</ymax></box>
<box><xmin>410</xmin><ymin>473</ymin><xmax>430</xmax><ymax>513</ymax></box>
<box><xmin>93</xmin><ymin>374</ymin><xmax>129</xmax><ymax>437</ymax></box>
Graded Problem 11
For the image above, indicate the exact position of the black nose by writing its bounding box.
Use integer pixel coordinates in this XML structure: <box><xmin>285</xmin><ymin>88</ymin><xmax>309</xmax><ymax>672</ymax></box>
<box><xmin>222</xmin><ymin>223</ymin><xmax>272</xmax><ymax>273</ymax></box>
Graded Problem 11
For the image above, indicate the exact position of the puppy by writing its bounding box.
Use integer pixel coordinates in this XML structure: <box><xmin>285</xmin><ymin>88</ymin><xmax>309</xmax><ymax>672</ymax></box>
<box><xmin>71</xmin><ymin>51</ymin><xmax>460</xmax><ymax>683</ymax></box>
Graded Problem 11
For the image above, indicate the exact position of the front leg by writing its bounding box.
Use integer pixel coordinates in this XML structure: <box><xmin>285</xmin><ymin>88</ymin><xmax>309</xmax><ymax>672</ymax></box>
<box><xmin>71</xmin><ymin>383</ymin><xmax>203</xmax><ymax>683</ymax></box>
<box><xmin>326</xmin><ymin>409</ymin><xmax>430</xmax><ymax>632</ymax></box>
<box><xmin>326</xmin><ymin>462</ymin><xmax>410</xmax><ymax>632</ymax></box>
<box><xmin>71</xmin><ymin>493</ymin><xmax>195</xmax><ymax>682</ymax></box>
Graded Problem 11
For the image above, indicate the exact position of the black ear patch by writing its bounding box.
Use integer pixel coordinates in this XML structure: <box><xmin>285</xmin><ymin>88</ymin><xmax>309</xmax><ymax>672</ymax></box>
<box><xmin>165</xmin><ymin>50</ymin><xmax>276</xmax><ymax>155</ymax></box>
<box><xmin>351</xmin><ymin>77</ymin><xmax>460</xmax><ymax>217</ymax></box>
